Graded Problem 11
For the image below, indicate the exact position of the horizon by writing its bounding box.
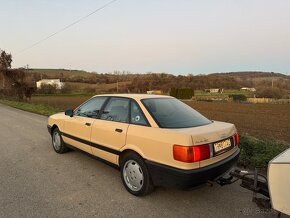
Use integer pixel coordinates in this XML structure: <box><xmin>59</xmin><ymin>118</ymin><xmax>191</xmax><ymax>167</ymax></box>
<box><xmin>1</xmin><ymin>0</ymin><xmax>290</xmax><ymax>75</ymax></box>
<box><xmin>26</xmin><ymin>68</ymin><xmax>290</xmax><ymax>77</ymax></box>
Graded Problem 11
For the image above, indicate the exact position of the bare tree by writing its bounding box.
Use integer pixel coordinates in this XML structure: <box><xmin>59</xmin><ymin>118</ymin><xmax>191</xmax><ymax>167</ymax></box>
<box><xmin>0</xmin><ymin>49</ymin><xmax>12</xmax><ymax>89</ymax></box>
<box><xmin>0</xmin><ymin>49</ymin><xmax>34</xmax><ymax>100</ymax></box>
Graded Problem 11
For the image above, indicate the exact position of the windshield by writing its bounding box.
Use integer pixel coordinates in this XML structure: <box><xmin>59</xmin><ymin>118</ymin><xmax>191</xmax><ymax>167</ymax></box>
<box><xmin>142</xmin><ymin>98</ymin><xmax>212</xmax><ymax>128</ymax></box>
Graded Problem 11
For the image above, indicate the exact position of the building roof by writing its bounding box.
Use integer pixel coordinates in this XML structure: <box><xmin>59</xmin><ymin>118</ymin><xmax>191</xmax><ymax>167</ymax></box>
<box><xmin>37</xmin><ymin>79</ymin><xmax>61</xmax><ymax>82</ymax></box>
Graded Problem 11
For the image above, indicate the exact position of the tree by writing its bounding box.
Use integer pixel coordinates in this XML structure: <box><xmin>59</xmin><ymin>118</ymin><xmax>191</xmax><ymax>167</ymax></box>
<box><xmin>256</xmin><ymin>87</ymin><xmax>285</xmax><ymax>99</ymax></box>
<box><xmin>0</xmin><ymin>49</ymin><xmax>12</xmax><ymax>89</ymax></box>
<box><xmin>0</xmin><ymin>49</ymin><xmax>12</xmax><ymax>70</ymax></box>
<box><xmin>0</xmin><ymin>50</ymin><xmax>34</xmax><ymax>100</ymax></box>
<box><xmin>3</xmin><ymin>69</ymin><xmax>27</xmax><ymax>100</ymax></box>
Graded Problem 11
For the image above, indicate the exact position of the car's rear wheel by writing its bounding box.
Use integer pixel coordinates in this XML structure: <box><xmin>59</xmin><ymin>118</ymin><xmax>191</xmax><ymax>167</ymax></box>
<box><xmin>52</xmin><ymin>128</ymin><xmax>68</xmax><ymax>154</ymax></box>
<box><xmin>120</xmin><ymin>153</ymin><xmax>154</xmax><ymax>196</ymax></box>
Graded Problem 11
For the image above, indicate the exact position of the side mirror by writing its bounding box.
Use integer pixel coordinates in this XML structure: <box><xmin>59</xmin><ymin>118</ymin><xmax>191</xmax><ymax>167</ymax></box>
<box><xmin>65</xmin><ymin>109</ymin><xmax>74</xmax><ymax>117</ymax></box>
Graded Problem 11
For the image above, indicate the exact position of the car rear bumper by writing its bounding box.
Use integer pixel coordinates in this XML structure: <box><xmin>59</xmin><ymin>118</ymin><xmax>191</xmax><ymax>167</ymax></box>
<box><xmin>145</xmin><ymin>148</ymin><xmax>240</xmax><ymax>189</ymax></box>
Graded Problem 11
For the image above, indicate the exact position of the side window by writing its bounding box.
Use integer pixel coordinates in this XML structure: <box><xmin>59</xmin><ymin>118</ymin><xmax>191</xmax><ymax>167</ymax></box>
<box><xmin>75</xmin><ymin>97</ymin><xmax>107</xmax><ymax>118</ymax></box>
<box><xmin>130</xmin><ymin>101</ymin><xmax>149</xmax><ymax>126</ymax></box>
<box><xmin>100</xmin><ymin>98</ymin><xmax>129</xmax><ymax>123</ymax></box>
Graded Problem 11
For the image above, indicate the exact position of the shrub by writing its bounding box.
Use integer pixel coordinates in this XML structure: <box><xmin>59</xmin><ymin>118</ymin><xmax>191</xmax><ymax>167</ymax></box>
<box><xmin>170</xmin><ymin>88</ymin><xmax>194</xmax><ymax>99</ymax></box>
<box><xmin>229</xmin><ymin>94</ymin><xmax>247</xmax><ymax>102</ymax></box>
<box><xmin>60</xmin><ymin>83</ymin><xmax>74</xmax><ymax>94</ymax></box>
<box><xmin>256</xmin><ymin>87</ymin><xmax>285</xmax><ymax>99</ymax></box>
<box><xmin>37</xmin><ymin>84</ymin><xmax>57</xmax><ymax>94</ymax></box>
<box><xmin>238</xmin><ymin>133</ymin><xmax>289</xmax><ymax>169</ymax></box>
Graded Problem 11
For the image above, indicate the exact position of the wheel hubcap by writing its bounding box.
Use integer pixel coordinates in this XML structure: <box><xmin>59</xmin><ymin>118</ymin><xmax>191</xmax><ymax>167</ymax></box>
<box><xmin>53</xmin><ymin>131</ymin><xmax>61</xmax><ymax>150</ymax></box>
<box><xmin>123</xmin><ymin>160</ymin><xmax>144</xmax><ymax>191</ymax></box>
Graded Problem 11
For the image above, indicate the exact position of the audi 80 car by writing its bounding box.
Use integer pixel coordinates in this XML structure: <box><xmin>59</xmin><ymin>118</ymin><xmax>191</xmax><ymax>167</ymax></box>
<box><xmin>47</xmin><ymin>94</ymin><xmax>240</xmax><ymax>196</ymax></box>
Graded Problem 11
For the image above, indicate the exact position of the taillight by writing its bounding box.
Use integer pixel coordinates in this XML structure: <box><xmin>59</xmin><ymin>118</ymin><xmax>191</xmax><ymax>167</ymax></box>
<box><xmin>234</xmin><ymin>132</ymin><xmax>239</xmax><ymax>145</ymax></box>
<box><xmin>173</xmin><ymin>144</ymin><xmax>210</xmax><ymax>163</ymax></box>
<box><xmin>193</xmin><ymin>145</ymin><xmax>210</xmax><ymax>161</ymax></box>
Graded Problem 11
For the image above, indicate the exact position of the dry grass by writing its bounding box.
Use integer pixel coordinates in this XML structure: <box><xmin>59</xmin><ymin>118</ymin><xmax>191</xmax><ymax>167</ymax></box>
<box><xmin>31</xmin><ymin>96</ymin><xmax>91</xmax><ymax>110</ymax></box>
<box><xmin>65</xmin><ymin>81</ymin><xmax>131</xmax><ymax>93</ymax></box>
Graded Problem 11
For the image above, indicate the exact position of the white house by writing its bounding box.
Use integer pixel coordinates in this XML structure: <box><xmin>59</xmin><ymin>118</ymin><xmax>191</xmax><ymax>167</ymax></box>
<box><xmin>204</xmin><ymin>88</ymin><xmax>224</xmax><ymax>93</ymax></box>
<box><xmin>241</xmin><ymin>87</ymin><xmax>256</xmax><ymax>92</ymax></box>
<box><xmin>36</xmin><ymin>79</ymin><xmax>64</xmax><ymax>90</ymax></box>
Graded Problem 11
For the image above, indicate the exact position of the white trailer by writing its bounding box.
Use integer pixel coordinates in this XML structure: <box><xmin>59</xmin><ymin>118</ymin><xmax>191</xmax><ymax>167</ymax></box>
<box><xmin>268</xmin><ymin>148</ymin><xmax>290</xmax><ymax>216</ymax></box>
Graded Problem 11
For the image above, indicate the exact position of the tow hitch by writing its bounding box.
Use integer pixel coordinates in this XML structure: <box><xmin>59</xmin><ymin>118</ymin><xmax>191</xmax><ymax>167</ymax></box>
<box><xmin>216</xmin><ymin>168</ymin><xmax>272</xmax><ymax>210</ymax></box>
<box><xmin>216</xmin><ymin>148</ymin><xmax>290</xmax><ymax>217</ymax></box>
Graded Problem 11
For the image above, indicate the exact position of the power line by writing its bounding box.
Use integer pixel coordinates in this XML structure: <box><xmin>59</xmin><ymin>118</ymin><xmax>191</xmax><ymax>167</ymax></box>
<box><xmin>16</xmin><ymin>0</ymin><xmax>119</xmax><ymax>55</ymax></box>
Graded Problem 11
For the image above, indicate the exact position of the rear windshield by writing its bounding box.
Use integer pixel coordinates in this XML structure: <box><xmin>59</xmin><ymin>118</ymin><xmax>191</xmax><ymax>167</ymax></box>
<box><xmin>142</xmin><ymin>98</ymin><xmax>212</xmax><ymax>128</ymax></box>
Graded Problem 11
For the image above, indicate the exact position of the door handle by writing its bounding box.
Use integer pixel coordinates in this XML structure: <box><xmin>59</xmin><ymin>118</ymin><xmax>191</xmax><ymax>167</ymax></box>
<box><xmin>85</xmin><ymin>122</ymin><xmax>91</xmax><ymax>126</ymax></box>
<box><xmin>115</xmin><ymin>128</ymin><xmax>123</xmax><ymax>133</ymax></box>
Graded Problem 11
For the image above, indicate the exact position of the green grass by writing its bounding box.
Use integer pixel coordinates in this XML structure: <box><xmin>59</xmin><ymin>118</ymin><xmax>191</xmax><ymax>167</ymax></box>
<box><xmin>195</xmin><ymin>89</ymin><xmax>249</xmax><ymax>97</ymax></box>
<box><xmin>238</xmin><ymin>133</ymin><xmax>289</xmax><ymax>169</ymax></box>
<box><xmin>0</xmin><ymin>99</ymin><xmax>61</xmax><ymax>116</ymax></box>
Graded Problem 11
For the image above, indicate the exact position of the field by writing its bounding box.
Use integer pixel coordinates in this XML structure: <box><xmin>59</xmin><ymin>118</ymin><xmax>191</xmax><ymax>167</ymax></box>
<box><xmin>31</xmin><ymin>95</ymin><xmax>91</xmax><ymax>110</ymax></box>
<box><xmin>185</xmin><ymin>101</ymin><xmax>290</xmax><ymax>144</ymax></box>
<box><xmin>30</xmin><ymin>96</ymin><xmax>290</xmax><ymax>144</ymax></box>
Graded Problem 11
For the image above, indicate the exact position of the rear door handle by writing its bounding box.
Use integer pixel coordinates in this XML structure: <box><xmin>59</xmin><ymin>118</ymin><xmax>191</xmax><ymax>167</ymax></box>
<box><xmin>85</xmin><ymin>122</ymin><xmax>91</xmax><ymax>126</ymax></box>
<box><xmin>115</xmin><ymin>128</ymin><xmax>123</xmax><ymax>133</ymax></box>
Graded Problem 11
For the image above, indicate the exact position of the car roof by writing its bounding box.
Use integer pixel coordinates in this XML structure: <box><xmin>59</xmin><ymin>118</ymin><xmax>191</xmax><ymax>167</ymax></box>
<box><xmin>92</xmin><ymin>94</ymin><xmax>173</xmax><ymax>100</ymax></box>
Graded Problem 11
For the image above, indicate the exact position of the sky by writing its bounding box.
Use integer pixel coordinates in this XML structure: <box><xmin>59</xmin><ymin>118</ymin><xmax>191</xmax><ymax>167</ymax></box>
<box><xmin>0</xmin><ymin>0</ymin><xmax>290</xmax><ymax>75</ymax></box>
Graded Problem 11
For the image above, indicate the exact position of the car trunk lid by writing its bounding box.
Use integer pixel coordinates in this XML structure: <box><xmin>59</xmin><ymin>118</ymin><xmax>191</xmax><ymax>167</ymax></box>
<box><xmin>173</xmin><ymin>121</ymin><xmax>236</xmax><ymax>146</ymax></box>
<box><xmin>173</xmin><ymin>121</ymin><xmax>238</xmax><ymax>168</ymax></box>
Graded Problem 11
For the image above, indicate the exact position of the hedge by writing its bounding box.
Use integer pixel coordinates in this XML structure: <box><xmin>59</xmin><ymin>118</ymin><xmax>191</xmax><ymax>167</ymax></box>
<box><xmin>229</xmin><ymin>94</ymin><xmax>247</xmax><ymax>102</ymax></box>
<box><xmin>170</xmin><ymin>88</ymin><xmax>194</xmax><ymax>99</ymax></box>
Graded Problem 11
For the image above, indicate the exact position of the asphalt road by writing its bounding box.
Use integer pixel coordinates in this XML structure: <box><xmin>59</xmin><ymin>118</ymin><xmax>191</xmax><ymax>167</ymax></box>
<box><xmin>0</xmin><ymin>104</ymin><xmax>285</xmax><ymax>218</ymax></box>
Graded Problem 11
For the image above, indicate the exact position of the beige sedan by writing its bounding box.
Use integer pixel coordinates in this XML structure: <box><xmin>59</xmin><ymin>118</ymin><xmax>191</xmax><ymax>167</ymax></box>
<box><xmin>47</xmin><ymin>94</ymin><xmax>240</xmax><ymax>196</ymax></box>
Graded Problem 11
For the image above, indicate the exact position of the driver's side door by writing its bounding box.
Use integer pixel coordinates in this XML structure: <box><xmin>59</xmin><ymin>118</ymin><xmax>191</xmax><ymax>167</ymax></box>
<box><xmin>62</xmin><ymin>96</ymin><xmax>108</xmax><ymax>154</ymax></box>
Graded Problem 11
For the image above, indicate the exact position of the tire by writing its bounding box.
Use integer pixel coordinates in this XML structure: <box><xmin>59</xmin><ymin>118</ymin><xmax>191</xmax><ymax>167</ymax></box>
<box><xmin>51</xmin><ymin>128</ymin><xmax>68</xmax><ymax>154</ymax></box>
<box><xmin>120</xmin><ymin>153</ymin><xmax>154</xmax><ymax>196</ymax></box>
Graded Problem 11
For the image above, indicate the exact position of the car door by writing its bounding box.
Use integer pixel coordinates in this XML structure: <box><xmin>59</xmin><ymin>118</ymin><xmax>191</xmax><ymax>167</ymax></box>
<box><xmin>62</xmin><ymin>96</ymin><xmax>108</xmax><ymax>154</ymax></box>
<box><xmin>90</xmin><ymin>97</ymin><xmax>130</xmax><ymax>164</ymax></box>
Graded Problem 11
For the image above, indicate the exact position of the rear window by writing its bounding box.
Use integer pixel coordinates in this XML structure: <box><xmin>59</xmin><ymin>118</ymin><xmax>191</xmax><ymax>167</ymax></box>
<box><xmin>142</xmin><ymin>98</ymin><xmax>211</xmax><ymax>128</ymax></box>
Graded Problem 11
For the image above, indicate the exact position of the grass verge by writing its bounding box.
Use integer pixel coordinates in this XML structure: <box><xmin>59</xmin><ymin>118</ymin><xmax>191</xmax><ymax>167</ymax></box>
<box><xmin>0</xmin><ymin>99</ymin><xmax>61</xmax><ymax>116</ymax></box>
<box><xmin>238</xmin><ymin>133</ymin><xmax>289</xmax><ymax>169</ymax></box>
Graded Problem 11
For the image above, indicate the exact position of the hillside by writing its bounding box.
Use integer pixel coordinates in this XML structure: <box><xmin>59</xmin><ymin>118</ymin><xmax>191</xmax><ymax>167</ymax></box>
<box><xmin>26</xmin><ymin>69</ymin><xmax>289</xmax><ymax>84</ymax></box>
<box><xmin>1</xmin><ymin>69</ymin><xmax>289</xmax><ymax>96</ymax></box>
<box><xmin>26</xmin><ymin>69</ymin><xmax>290</xmax><ymax>93</ymax></box>
<box><xmin>27</xmin><ymin>68</ymin><xmax>94</xmax><ymax>78</ymax></box>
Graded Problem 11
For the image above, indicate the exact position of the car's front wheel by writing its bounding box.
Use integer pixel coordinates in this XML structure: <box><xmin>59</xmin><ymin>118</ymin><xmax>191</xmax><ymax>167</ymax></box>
<box><xmin>120</xmin><ymin>153</ymin><xmax>154</xmax><ymax>196</ymax></box>
<box><xmin>52</xmin><ymin>128</ymin><xmax>68</xmax><ymax>154</ymax></box>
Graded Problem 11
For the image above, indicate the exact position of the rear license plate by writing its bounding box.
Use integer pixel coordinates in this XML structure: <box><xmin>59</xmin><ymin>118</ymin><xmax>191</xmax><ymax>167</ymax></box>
<box><xmin>214</xmin><ymin>139</ymin><xmax>232</xmax><ymax>153</ymax></box>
